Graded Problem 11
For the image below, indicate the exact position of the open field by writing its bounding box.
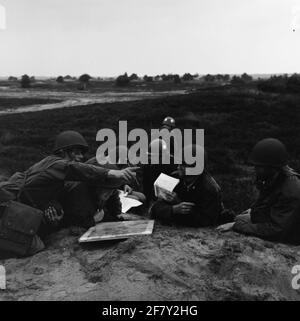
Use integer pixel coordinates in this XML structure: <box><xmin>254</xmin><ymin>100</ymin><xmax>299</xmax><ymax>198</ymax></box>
<box><xmin>0</xmin><ymin>85</ymin><xmax>300</xmax><ymax>300</ymax></box>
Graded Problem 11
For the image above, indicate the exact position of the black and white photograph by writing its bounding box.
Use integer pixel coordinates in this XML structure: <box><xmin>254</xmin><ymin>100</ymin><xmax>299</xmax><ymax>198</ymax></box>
<box><xmin>0</xmin><ymin>0</ymin><xmax>300</xmax><ymax>306</ymax></box>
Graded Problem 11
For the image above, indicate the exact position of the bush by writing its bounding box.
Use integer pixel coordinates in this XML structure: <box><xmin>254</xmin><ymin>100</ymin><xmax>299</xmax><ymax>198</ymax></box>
<box><xmin>21</xmin><ymin>75</ymin><xmax>31</xmax><ymax>88</ymax></box>
<box><xmin>56</xmin><ymin>76</ymin><xmax>64</xmax><ymax>83</ymax></box>
<box><xmin>115</xmin><ymin>73</ymin><xmax>130</xmax><ymax>87</ymax></box>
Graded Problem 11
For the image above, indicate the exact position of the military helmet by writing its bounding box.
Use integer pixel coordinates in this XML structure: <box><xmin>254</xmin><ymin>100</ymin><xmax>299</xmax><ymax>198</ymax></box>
<box><xmin>249</xmin><ymin>138</ymin><xmax>288</xmax><ymax>167</ymax></box>
<box><xmin>147</xmin><ymin>138</ymin><xmax>170</xmax><ymax>157</ymax></box>
<box><xmin>53</xmin><ymin>130</ymin><xmax>88</xmax><ymax>153</ymax></box>
<box><xmin>162</xmin><ymin>116</ymin><xmax>176</xmax><ymax>129</ymax></box>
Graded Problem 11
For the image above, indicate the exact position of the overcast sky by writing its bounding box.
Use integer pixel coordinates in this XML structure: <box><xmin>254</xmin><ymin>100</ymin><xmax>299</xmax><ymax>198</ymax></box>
<box><xmin>0</xmin><ymin>0</ymin><xmax>299</xmax><ymax>77</ymax></box>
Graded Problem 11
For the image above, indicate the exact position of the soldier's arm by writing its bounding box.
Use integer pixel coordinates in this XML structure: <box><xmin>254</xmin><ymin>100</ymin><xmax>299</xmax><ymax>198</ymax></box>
<box><xmin>233</xmin><ymin>194</ymin><xmax>300</xmax><ymax>239</ymax></box>
<box><xmin>65</xmin><ymin>161</ymin><xmax>109</xmax><ymax>182</ymax></box>
<box><xmin>52</xmin><ymin>161</ymin><xmax>138</xmax><ymax>187</ymax></box>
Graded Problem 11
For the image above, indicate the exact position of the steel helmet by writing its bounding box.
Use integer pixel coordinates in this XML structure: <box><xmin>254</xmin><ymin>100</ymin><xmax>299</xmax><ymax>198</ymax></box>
<box><xmin>162</xmin><ymin>116</ymin><xmax>176</xmax><ymax>129</ymax></box>
<box><xmin>147</xmin><ymin>138</ymin><xmax>170</xmax><ymax>158</ymax></box>
<box><xmin>249</xmin><ymin>138</ymin><xmax>288</xmax><ymax>167</ymax></box>
<box><xmin>53</xmin><ymin>130</ymin><xmax>88</xmax><ymax>153</ymax></box>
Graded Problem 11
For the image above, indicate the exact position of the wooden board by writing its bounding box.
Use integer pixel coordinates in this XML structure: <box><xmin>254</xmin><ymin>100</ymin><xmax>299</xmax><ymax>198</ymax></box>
<box><xmin>79</xmin><ymin>220</ymin><xmax>154</xmax><ymax>243</ymax></box>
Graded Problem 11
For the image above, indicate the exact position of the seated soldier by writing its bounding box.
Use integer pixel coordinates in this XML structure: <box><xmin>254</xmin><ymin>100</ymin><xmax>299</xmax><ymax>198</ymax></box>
<box><xmin>150</xmin><ymin>144</ymin><xmax>234</xmax><ymax>227</ymax></box>
<box><xmin>217</xmin><ymin>138</ymin><xmax>300</xmax><ymax>244</ymax></box>
<box><xmin>142</xmin><ymin>138</ymin><xmax>177</xmax><ymax>204</ymax></box>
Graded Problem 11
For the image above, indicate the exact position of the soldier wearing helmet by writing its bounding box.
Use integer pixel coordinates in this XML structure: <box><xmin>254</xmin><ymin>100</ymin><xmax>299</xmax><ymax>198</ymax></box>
<box><xmin>142</xmin><ymin>138</ymin><xmax>177</xmax><ymax>203</ymax></box>
<box><xmin>150</xmin><ymin>144</ymin><xmax>234</xmax><ymax>227</ymax></box>
<box><xmin>217</xmin><ymin>138</ymin><xmax>300</xmax><ymax>244</ymax></box>
<box><xmin>161</xmin><ymin>116</ymin><xmax>176</xmax><ymax>131</ymax></box>
<box><xmin>0</xmin><ymin>130</ymin><xmax>138</xmax><ymax>255</ymax></box>
<box><xmin>62</xmin><ymin>145</ymin><xmax>146</xmax><ymax>226</ymax></box>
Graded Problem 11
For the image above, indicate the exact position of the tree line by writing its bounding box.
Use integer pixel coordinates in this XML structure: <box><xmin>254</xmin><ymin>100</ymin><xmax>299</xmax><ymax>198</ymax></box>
<box><xmin>6</xmin><ymin>72</ymin><xmax>257</xmax><ymax>89</ymax></box>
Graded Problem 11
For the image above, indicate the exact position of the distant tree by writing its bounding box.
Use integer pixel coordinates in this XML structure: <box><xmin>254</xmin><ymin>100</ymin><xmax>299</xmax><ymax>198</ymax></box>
<box><xmin>30</xmin><ymin>76</ymin><xmax>35</xmax><ymax>83</ymax></box>
<box><xmin>64</xmin><ymin>75</ymin><xmax>72</xmax><ymax>80</ymax></box>
<box><xmin>161</xmin><ymin>74</ymin><xmax>174</xmax><ymax>81</ymax></box>
<box><xmin>56</xmin><ymin>76</ymin><xmax>64</xmax><ymax>83</ymax></box>
<box><xmin>115</xmin><ymin>73</ymin><xmax>130</xmax><ymax>87</ymax></box>
<box><xmin>223</xmin><ymin>74</ymin><xmax>230</xmax><ymax>82</ymax></box>
<box><xmin>78</xmin><ymin>74</ymin><xmax>92</xmax><ymax>90</ymax></box>
<box><xmin>8</xmin><ymin>76</ymin><xmax>18</xmax><ymax>81</ymax></box>
<box><xmin>287</xmin><ymin>73</ymin><xmax>300</xmax><ymax>93</ymax></box>
<box><xmin>182</xmin><ymin>73</ymin><xmax>194</xmax><ymax>81</ymax></box>
<box><xmin>241</xmin><ymin>73</ymin><xmax>253</xmax><ymax>82</ymax></box>
<box><xmin>129</xmin><ymin>73</ymin><xmax>138</xmax><ymax>81</ymax></box>
<box><xmin>154</xmin><ymin>75</ymin><xmax>161</xmax><ymax>81</ymax></box>
<box><xmin>215</xmin><ymin>74</ymin><xmax>223</xmax><ymax>82</ymax></box>
<box><xmin>257</xmin><ymin>75</ymin><xmax>287</xmax><ymax>93</ymax></box>
<box><xmin>231</xmin><ymin>75</ymin><xmax>244</xmax><ymax>85</ymax></box>
<box><xmin>173</xmin><ymin>74</ymin><xmax>181</xmax><ymax>84</ymax></box>
<box><xmin>204</xmin><ymin>74</ymin><xmax>215</xmax><ymax>82</ymax></box>
<box><xmin>21</xmin><ymin>74</ymin><xmax>31</xmax><ymax>88</ymax></box>
<box><xmin>193</xmin><ymin>73</ymin><xmax>199</xmax><ymax>79</ymax></box>
<box><xmin>143</xmin><ymin>75</ymin><xmax>153</xmax><ymax>82</ymax></box>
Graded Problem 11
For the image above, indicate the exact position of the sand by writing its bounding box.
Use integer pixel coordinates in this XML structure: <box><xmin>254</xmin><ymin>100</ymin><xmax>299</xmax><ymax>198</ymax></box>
<box><xmin>0</xmin><ymin>223</ymin><xmax>300</xmax><ymax>301</ymax></box>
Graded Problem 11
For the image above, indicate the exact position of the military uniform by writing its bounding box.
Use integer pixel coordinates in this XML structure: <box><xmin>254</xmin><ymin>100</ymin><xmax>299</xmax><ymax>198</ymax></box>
<box><xmin>150</xmin><ymin>170</ymin><xmax>226</xmax><ymax>227</ymax></box>
<box><xmin>61</xmin><ymin>158</ymin><xmax>123</xmax><ymax>228</ymax></box>
<box><xmin>0</xmin><ymin>155</ymin><xmax>114</xmax><ymax>233</ymax></box>
<box><xmin>233</xmin><ymin>167</ymin><xmax>300</xmax><ymax>243</ymax></box>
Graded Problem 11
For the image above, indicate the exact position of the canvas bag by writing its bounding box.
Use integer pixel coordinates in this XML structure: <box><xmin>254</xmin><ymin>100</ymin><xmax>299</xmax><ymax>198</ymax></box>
<box><xmin>0</xmin><ymin>174</ymin><xmax>43</xmax><ymax>256</ymax></box>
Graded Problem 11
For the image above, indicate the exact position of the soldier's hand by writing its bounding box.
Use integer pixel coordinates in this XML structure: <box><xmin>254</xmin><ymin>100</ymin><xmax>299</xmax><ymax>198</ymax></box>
<box><xmin>44</xmin><ymin>205</ymin><xmax>64</xmax><ymax>226</ymax></box>
<box><xmin>124</xmin><ymin>184</ymin><xmax>133</xmax><ymax>195</ymax></box>
<box><xmin>172</xmin><ymin>202</ymin><xmax>195</xmax><ymax>215</ymax></box>
<box><xmin>163</xmin><ymin>191</ymin><xmax>179</xmax><ymax>204</ymax></box>
<box><xmin>240</xmin><ymin>208</ymin><xmax>251</xmax><ymax>216</ymax></box>
<box><xmin>108</xmin><ymin>167</ymin><xmax>139</xmax><ymax>185</ymax></box>
<box><xmin>216</xmin><ymin>222</ymin><xmax>235</xmax><ymax>233</ymax></box>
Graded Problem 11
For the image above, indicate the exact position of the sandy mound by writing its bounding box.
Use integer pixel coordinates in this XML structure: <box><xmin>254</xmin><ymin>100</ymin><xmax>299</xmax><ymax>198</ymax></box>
<box><xmin>0</xmin><ymin>223</ymin><xmax>300</xmax><ymax>301</ymax></box>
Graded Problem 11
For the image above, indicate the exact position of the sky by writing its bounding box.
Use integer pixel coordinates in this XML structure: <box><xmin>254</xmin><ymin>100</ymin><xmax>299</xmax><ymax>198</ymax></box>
<box><xmin>0</xmin><ymin>0</ymin><xmax>299</xmax><ymax>77</ymax></box>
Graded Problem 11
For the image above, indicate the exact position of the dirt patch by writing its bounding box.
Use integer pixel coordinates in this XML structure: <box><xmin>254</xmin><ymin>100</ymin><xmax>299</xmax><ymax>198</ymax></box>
<box><xmin>0</xmin><ymin>90</ymin><xmax>187</xmax><ymax>115</ymax></box>
<box><xmin>0</xmin><ymin>224</ymin><xmax>299</xmax><ymax>301</ymax></box>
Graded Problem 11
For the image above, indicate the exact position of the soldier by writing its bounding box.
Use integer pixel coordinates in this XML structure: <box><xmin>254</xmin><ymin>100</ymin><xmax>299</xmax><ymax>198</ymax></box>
<box><xmin>62</xmin><ymin>145</ymin><xmax>146</xmax><ymax>226</ymax></box>
<box><xmin>217</xmin><ymin>138</ymin><xmax>300</xmax><ymax>244</ymax></box>
<box><xmin>0</xmin><ymin>130</ymin><xmax>138</xmax><ymax>255</ymax></box>
<box><xmin>150</xmin><ymin>144</ymin><xmax>234</xmax><ymax>227</ymax></box>
<box><xmin>142</xmin><ymin>138</ymin><xmax>177</xmax><ymax>204</ymax></box>
<box><xmin>161</xmin><ymin>116</ymin><xmax>176</xmax><ymax>131</ymax></box>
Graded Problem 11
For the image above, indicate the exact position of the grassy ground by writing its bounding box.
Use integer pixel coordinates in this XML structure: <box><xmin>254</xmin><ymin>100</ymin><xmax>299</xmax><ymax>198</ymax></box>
<box><xmin>0</xmin><ymin>87</ymin><xmax>299</xmax><ymax>213</ymax></box>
